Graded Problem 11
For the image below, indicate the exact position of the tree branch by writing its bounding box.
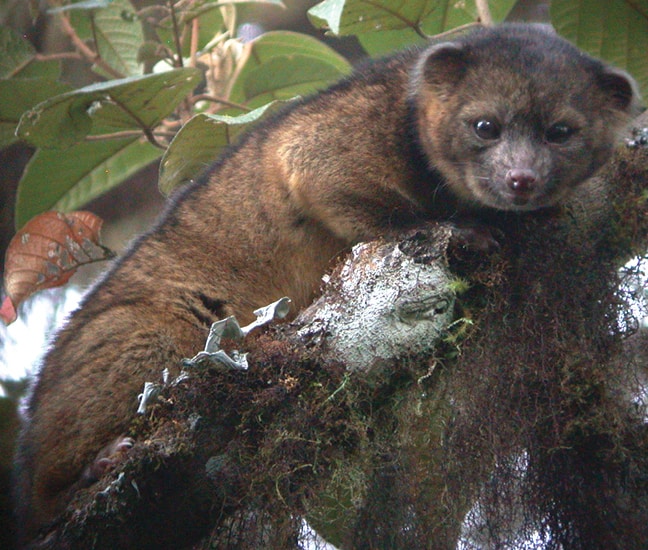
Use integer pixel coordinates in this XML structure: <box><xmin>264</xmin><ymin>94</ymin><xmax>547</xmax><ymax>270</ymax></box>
<box><xmin>27</xmin><ymin>114</ymin><xmax>648</xmax><ymax>549</ymax></box>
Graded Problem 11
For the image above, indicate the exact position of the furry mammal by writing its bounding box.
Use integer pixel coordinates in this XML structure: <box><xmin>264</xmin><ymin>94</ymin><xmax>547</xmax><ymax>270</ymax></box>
<box><xmin>13</xmin><ymin>24</ymin><xmax>639</xmax><ymax>543</ymax></box>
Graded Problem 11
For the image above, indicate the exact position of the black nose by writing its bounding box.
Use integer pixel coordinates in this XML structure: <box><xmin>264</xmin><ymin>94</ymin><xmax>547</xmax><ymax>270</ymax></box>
<box><xmin>505</xmin><ymin>169</ymin><xmax>537</xmax><ymax>193</ymax></box>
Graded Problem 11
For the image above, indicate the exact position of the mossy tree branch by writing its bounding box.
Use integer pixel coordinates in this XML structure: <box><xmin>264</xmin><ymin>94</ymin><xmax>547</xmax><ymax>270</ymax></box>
<box><xmin>28</xmin><ymin>114</ymin><xmax>648</xmax><ymax>550</ymax></box>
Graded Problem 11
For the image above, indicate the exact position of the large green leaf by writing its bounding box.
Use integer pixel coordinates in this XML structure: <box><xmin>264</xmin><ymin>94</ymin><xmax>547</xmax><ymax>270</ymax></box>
<box><xmin>55</xmin><ymin>0</ymin><xmax>144</xmax><ymax>76</ymax></box>
<box><xmin>356</xmin><ymin>29</ymin><xmax>427</xmax><ymax>56</ymax></box>
<box><xmin>551</xmin><ymin>0</ymin><xmax>648</xmax><ymax>97</ymax></box>
<box><xmin>359</xmin><ymin>0</ymin><xmax>517</xmax><ymax>55</ymax></box>
<box><xmin>241</xmin><ymin>30</ymin><xmax>350</xmax><ymax>70</ymax></box>
<box><xmin>159</xmin><ymin>100</ymin><xmax>293</xmax><ymax>194</ymax></box>
<box><xmin>65</xmin><ymin>1</ymin><xmax>111</xmax><ymax>42</ymax></box>
<box><xmin>0</xmin><ymin>78</ymin><xmax>71</xmax><ymax>148</ymax></box>
<box><xmin>308</xmin><ymin>0</ymin><xmax>440</xmax><ymax>36</ymax></box>
<box><xmin>16</xmin><ymin>67</ymin><xmax>202</xmax><ymax>149</ymax></box>
<box><xmin>179</xmin><ymin>0</ymin><xmax>285</xmax><ymax>21</ymax></box>
<box><xmin>240</xmin><ymin>55</ymin><xmax>346</xmax><ymax>104</ymax></box>
<box><xmin>309</xmin><ymin>0</ymin><xmax>517</xmax><ymax>56</ymax></box>
<box><xmin>91</xmin><ymin>0</ymin><xmax>145</xmax><ymax>77</ymax></box>
<box><xmin>15</xmin><ymin>138</ymin><xmax>162</xmax><ymax>229</ymax></box>
<box><xmin>0</xmin><ymin>26</ymin><xmax>60</xmax><ymax>79</ymax></box>
<box><xmin>229</xmin><ymin>31</ymin><xmax>350</xmax><ymax>107</ymax></box>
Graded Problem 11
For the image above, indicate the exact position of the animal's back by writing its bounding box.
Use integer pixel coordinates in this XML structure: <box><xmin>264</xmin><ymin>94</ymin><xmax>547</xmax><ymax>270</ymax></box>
<box><xmin>12</xmin><ymin>48</ymin><xmax>421</xmax><ymax>542</ymax></box>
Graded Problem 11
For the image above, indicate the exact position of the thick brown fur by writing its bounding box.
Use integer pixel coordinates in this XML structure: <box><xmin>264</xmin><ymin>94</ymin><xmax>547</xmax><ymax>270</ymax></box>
<box><xmin>13</xmin><ymin>24</ymin><xmax>640</xmax><ymax>544</ymax></box>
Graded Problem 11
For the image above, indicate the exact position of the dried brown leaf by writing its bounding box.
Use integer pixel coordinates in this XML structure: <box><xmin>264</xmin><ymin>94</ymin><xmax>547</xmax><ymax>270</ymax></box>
<box><xmin>2</xmin><ymin>211</ymin><xmax>114</xmax><ymax>324</ymax></box>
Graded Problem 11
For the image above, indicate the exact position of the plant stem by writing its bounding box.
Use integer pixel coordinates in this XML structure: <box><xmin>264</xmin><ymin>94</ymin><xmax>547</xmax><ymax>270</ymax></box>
<box><xmin>57</xmin><ymin>12</ymin><xmax>124</xmax><ymax>79</ymax></box>
<box><xmin>475</xmin><ymin>0</ymin><xmax>493</xmax><ymax>26</ymax></box>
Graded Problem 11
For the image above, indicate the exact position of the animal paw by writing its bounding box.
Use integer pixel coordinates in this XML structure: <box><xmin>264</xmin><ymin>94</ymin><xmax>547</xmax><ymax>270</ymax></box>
<box><xmin>448</xmin><ymin>223</ymin><xmax>501</xmax><ymax>254</ymax></box>
<box><xmin>82</xmin><ymin>436</ymin><xmax>135</xmax><ymax>484</ymax></box>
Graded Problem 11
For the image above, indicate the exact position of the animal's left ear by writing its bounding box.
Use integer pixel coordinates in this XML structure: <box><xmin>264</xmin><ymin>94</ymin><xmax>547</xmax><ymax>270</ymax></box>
<box><xmin>414</xmin><ymin>42</ymin><xmax>470</xmax><ymax>101</ymax></box>
<box><xmin>598</xmin><ymin>67</ymin><xmax>643</xmax><ymax>116</ymax></box>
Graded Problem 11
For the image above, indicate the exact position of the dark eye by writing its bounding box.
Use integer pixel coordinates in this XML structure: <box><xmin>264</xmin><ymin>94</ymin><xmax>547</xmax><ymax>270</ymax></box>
<box><xmin>473</xmin><ymin>118</ymin><xmax>501</xmax><ymax>140</ymax></box>
<box><xmin>545</xmin><ymin>123</ymin><xmax>575</xmax><ymax>144</ymax></box>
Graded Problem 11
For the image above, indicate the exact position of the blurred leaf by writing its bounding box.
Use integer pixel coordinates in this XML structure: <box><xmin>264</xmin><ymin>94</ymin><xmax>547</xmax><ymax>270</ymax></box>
<box><xmin>0</xmin><ymin>78</ymin><xmax>71</xmax><ymax>148</ymax></box>
<box><xmin>15</xmin><ymin>139</ymin><xmax>162</xmax><ymax>229</ymax></box>
<box><xmin>155</xmin><ymin>0</ymin><xmax>283</xmax><ymax>56</ymax></box>
<box><xmin>552</xmin><ymin>0</ymin><xmax>648</xmax><ymax>97</ymax></box>
<box><xmin>91</xmin><ymin>0</ymin><xmax>145</xmax><ymax>77</ymax></box>
<box><xmin>137</xmin><ymin>40</ymin><xmax>169</xmax><ymax>67</ymax></box>
<box><xmin>154</xmin><ymin>2</ymin><xmax>281</xmax><ymax>63</ymax></box>
<box><xmin>179</xmin><ymin>0</ymin><xmax>284</xmax><ymax>22</ymax></box>
<box><xmin>0</xmin><ymin>26</ymin><xmax>38</xmax><ymax>77</ymax></box>
<box><xmin>155</xmin><ymin>6</ymin><xmax>225</xmax><ymax>58</ymax></box>
<box><xmin>67</xmin><ymin>3</ymin><xmax>102</xmax><ymax>41</ymax></box>
<box><xmin>2</xmin><ymin>211</ymin><xmax>113</xmax><ymax>324</ymax></box>
<box><xmin>28</xmin><ymin>0</ymin><xmax>40</xmax><ymax>20</ymax></box>
<box><xmin>55</xmin><ymin>0</ymin><xmax>144</xmax><ymax>76</ymax></box>
<box><xmin>238</xmin><ymin>30</ymin><xmax>350</xmax><ymax>74</ymax></box>
<box><xmin>229</xmin><ymin>31</ymin><xmax>350</xmax><ymax>107</ymax></box>
<box><xmin>356</xmin><ymin>29</ymin><xmax>427</xmax><ymax>56</ymax></box>
<box><xmin>0</xmin><ymin>26</ymin><xmax>60</xmax><ymax>79</ymax></box>
<box><xmin>159</xmin><ymin>99</ymin><xmax>293</xmax><ymax>194</ymax></box>
<box><xmin>16</xmin><ymin>67</ymin><xmax>202</xmax><ymax>149</ymax></box>
<box><xmin>48</xmin><ymin>0</ymin><xmax>112</xmax><ymax>12</ymax></box>
<box><xmin>242</xmin><ymin>55</ymin><xmax>345</xmax><ymax>104</ymax></box>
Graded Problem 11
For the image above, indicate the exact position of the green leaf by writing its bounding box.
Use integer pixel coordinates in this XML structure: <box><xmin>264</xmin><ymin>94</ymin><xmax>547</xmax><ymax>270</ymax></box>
<box><xmin>180</xmin><ymin>0</ymin><xmax>284</xmax><ymax>21</ymax></box>
<box><xmin>58</xmin><ymin>0</ymin><xmax>144</xmax><ymax>77</ymax></box>
<box><xmin>308</xmin><ymin>0</ymin><xmax>439</xmax><ymax>36</ymax></box>
<box><xmin>240</xmin><ymin>30</ymin><xmax>350</xmax><ymax>74</ymax></box>
<box><xmin>229</xmin><ymin>31</ymin><xmax>350</xmax><ymax>107</ymax></box>
<box><xmin>241</xmin><ymin>55</ymin><xmax>346</xmax><ymax>104</ymax></box>
<box><xmin>159</xmin><ymin>100</ymin><xmax>293</xmax><ymax>194</ymax></box>
<box><xmin>48</xmin><ymin>0</ymin><xmax>112</xmax><ymax>12</ymax></box>
<box><xmin>356</xmin><ymin>29</ymin><xmax>426</xmax><ymax>56</ymax></box>
<box><xmin>488</xmin><ymin>0</ymin><xmax>522</xmax><ymax>21</ymax></box>
<box><xmin>0</xmin><ymin>78</ymin><xmax>71</xmax><ymax>148</ymax></box>
<box><xmin>0</xmin><ymin>26</ymin><xmax>60</xmax><ymax>79</ymax></box>
<box><xmin>16</xmin><ymin>67</ymin><xmax>202</xmax><ymax>149</ymax></box>
<box><xmin>551</xmin><ymin>0</ymin><xmax>648</xmax><ymax>97</ymax></box>
<box><xmin>308</xmin><ymin>0</ymin><xmax>517</xmax><ymax>56</ymax></box>
<box><xmin>0</xmin><ymin>27</ymin><xmax>38</xmax><ymax>78</ymax></box>
<box><xmin>15</xmin><ymin>138</ymin><xmax>162</xmax><ymax>229</ymax></box>
<box><xmin>91</xmin><ymin>0</ymin><xmax>145</xmax><ymax>77</ymax></box>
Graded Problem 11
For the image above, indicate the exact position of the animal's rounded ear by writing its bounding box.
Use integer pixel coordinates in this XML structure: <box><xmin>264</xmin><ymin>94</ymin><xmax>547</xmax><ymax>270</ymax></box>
<box><xmin>598</xmin><ymin>67</ymin><xmax>643</xmax><ymax>116</ymax></box>
<box><xmin>415</xmin><ymin>42</ymin><xmax>469</xmax><ymax>98</ymax></box>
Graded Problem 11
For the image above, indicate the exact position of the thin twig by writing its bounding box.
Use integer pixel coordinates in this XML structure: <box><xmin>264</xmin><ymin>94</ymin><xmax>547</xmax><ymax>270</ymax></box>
<box><xmin>189</xmin><ymin>16</ymin><xmax>199</xmax><ymax>68</ymax></box>
<box><xmin>432</xmin><ymin>22</ymin><xmax>482</xmax><ymax>41</ymax></box>
<box><xmin>413</xmin><ymin>24</ymin><xmax>429</xmax><ymax>40</ymax></box>
<box><xmin>8</xmin><ymin>51</ymin><xmax>81</xmax><ymax>78</ymax></box>
<box><xmin>34</xmin><ymin>52</ymin><xmax>82</xmax><ymax>62</ymax></box>
<box><xmin>56</xmin><ymin>12</ymin><xmax>125</xmax><ymax>79</ymax></box>
<box><xmin>168</xmin><ymin>0</ymin><xmax>184</xmax><ymax>68</ymax></box>
<box><xmin>107</xmin><ymin>95</ymin><xmax>167</xmax><ymax>149</ymax></box>
<box><xmin>84</xmin><ymin>130</ymin><xmax>175</xmax><ymax>143</ymax></box>
<box><xmin>475</xmin><ymin>0</ymin><xmax>493</xmax><ymax>26</ymax></box>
